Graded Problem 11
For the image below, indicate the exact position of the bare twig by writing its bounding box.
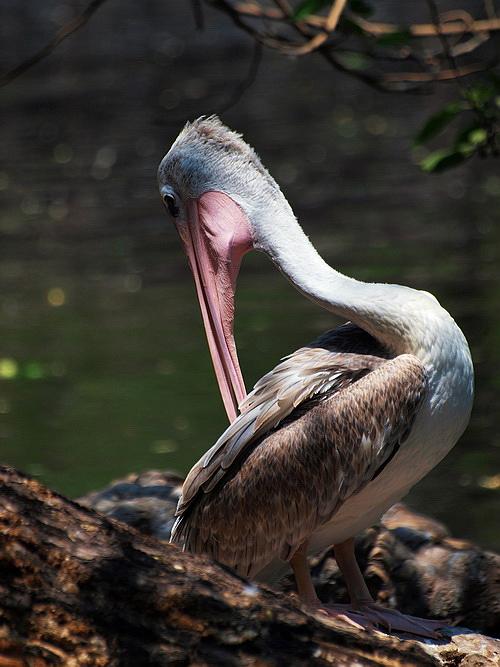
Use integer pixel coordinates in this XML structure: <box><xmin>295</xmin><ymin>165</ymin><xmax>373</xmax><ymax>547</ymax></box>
<box><xmin>451</xmin><ymin>32</ymin><xmax>489</xmax><ymax>57</ymax></box>
<box><xmin>1</xmin><ymin>0</ymin><xmax>499</xmax><ymax>97</ymax></box>
<box><xmin>155</xmin><ymin>39</ymin><xmax>262</xmax><ymax>126</ymax></box>
<box><xmin>426</xmin><ymin>0</ymin><xmax>464</xmax><ymax>77</ymax></box>
<box><xmin>212</xmin><ymin>0</ymin><xmax>284</xmax><ymax>49</ymax></box>
<box><xmin>278</xmin><ymin>0</ymin><xmax>348</xmax><ymax>55</ymax></box>
<box><xmin>218</xmin><ymin>1</ymin><xmax>500</xmax><ymax>93</ymax></box>
<box><xmin>216</xmin><ymin>40</ymin><xmax>262</xmax><ymax>113</ymax></box>
<box><xmin>191</xmin><ymin>0</ymin><xmax>205</xmax><ymax>30</ymax></box>
<box><xmin>233</xmin><ymin>2</ymin><xmax>500</xmax><ymax>36</ymax></box>
<box><xmin>382</xmin><ymin>61</ymin><xmax>490</xmax><ymax>83</ymax></box>
<box><xmin>357</xmin><ymin>15</ymin><xmax>500</xmax><ymax>37</ymax></box>
<box><xmin>0</xmin><ymin>0</ymin><xmax>111</xmax><ymax>88</ymax></box>
<box><xmin>270</xmin><ymin>2</ymin><xmax>403</xmax><ymax>92</ymax></box>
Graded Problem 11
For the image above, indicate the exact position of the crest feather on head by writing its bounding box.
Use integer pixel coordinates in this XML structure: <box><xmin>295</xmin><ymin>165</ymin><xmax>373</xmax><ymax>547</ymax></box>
<box><xmin>176</xmin><ymin>115</ymin><xmax>258</xmax><ymax>161</ymax></box>
<box><xmin>160</xmin><ymin>116</ymin><xmax>277</xmax><ymax>199</ymax></box>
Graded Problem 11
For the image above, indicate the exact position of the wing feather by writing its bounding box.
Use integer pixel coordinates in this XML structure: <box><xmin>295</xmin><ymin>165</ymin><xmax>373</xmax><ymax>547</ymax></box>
<box><xmin>176</xmin><ymin>344</ymin><xmax>381</xmax><ymax>512</ymax></box>
<box><xmin>171</xmin><ymin>326</ymin><xmax>427</xmax><ymax>579</ymax></box>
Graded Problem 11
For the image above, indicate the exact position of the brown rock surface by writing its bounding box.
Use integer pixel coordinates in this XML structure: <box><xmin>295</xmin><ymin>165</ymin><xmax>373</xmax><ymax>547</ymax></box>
<box><xmin>80</xmin><ymin>470</ymin><xmax>500</xmax><ymax>638</ymax></box>
<box><xmin>0</xmin><ymin>465</ymin><xmax>498</xmax><ymax>666</ymax></box>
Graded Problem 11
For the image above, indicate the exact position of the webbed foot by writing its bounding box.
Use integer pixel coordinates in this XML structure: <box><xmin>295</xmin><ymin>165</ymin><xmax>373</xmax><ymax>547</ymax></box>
<box><xmin>317</xmin><ymin>602</ymin><xmax>446</xmax><ymax>639</ymax></box>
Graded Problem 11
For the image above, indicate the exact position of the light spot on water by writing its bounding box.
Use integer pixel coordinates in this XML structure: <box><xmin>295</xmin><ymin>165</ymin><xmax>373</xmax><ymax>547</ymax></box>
<box><xmin>21</xmin><ymin>197</ymin><xmax>41</xmax><ymax>216</ymax></box>
<box><xmin>95</xmin><ymin>146</ymin><xmax>117</xmax><ymax>168</ymax></box>
<box><xmin>53</xmin><ymin>143</ymin><xmax>73</xmax><ymax>164</ymax></box>
<box><xmin>482</xmin><ymin>175</ymin><xmax>500</xmax><ymax>197</ymax></box>
<box><xmin>478</xmin><ymin>474</ymin><xmax>500</xmax><ymax>490</ymax></box>
<box><xmin>174</xmin><ymin>416</ymin><xmax>189</xmax><ymax>432</ymax></box>
<box><xmin>334</xmin><ymin>111</ymin><xmax>357</xmax><ymax>138</ymax></box>
<box><xmin>91</xmin><ymin>146</ymin><xmax>117</xmax><ymax>180</ymax></box>
<box><xmin>0</xmin><ymin>358</ymin><xmax>18</xmax><ymax>379</ymax></box>
<box><xmin>364</xmin><ymin>114</ymin><xmax>388</xmax><ymax>136</ymax></box>
<box><xmin>123</xmin><ymin>274</ymin><xmax>142</xmax><ymax>293</ymax></box>
<box><xmin>24</xmin><ymin>362</ymin><xmax>44</xmax><ymax>380</ymax></box>
<box><xmin>151</xmin><ymin>439</ymin><xmax>178</xmax><ymax>454</ymax></box>
<box><xmin>157</xmin><ymin>359</ymin><xmax>175</xmax><ymax>375</ymax></box>
<box><xmin>50</xmin><ymin>361</ymin><xmax>67</xmax><ymax>377</ymax></box>
<box><xmin>458</xmin><ymin>474</ymin><xmax>472</xmax><ymax>487</ymax></box>
<box><xmin>183</xmin><ymin>78</ymin><xmax>207</xmax><ymax>100</ymax></box>
<box><xmin>48</xmin><ymin>199</ymin><xmax>68</xmax><ymax>221</ymax></box>
<box><xmin>159</xmin><ymin>88</ymin><xmax>180</xmax><ymax>110</ymax></box>
<box><xmin>47</xmin><ymin>287</ymin><xmax>66</xmax><ymax>307</ymax></box>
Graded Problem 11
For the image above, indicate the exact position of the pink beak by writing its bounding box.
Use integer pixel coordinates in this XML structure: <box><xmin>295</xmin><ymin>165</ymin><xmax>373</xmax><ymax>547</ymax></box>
<box><xmin>176</xmin><ymin>191</ymin><xmax>253</xmax><ymax>423</ymax></box>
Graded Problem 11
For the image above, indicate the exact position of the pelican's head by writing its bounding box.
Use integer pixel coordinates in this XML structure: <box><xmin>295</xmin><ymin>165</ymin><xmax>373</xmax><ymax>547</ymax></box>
<box><xmin>158</xmin><ymin>116</ymin><xmax>289</xmax><ymax>422</ymax></box>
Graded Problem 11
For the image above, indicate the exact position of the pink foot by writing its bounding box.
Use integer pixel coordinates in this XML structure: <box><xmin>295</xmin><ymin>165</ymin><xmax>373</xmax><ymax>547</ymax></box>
<box><xmin>317</xmin><ymin>602</ymin><xmax>446</xmax><ymax>639</ymax></box>
<box><xmin>315</xmin><ymin>602</ymin><xmax>370</xmax><ymax>631</ymax></box>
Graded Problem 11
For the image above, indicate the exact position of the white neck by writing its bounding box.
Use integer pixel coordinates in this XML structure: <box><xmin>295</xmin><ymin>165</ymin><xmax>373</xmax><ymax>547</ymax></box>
<box><xmin>248</xmin><ymin>196</ymin><xmax>441</xmax><ymax>356</ymax></box>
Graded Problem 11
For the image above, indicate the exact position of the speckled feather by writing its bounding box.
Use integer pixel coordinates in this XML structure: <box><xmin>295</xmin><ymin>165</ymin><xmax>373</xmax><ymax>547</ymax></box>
<box><xmin>171</xmin><ymin>324</ymin><xmax>427</xmax><ymax>577</ymax></box>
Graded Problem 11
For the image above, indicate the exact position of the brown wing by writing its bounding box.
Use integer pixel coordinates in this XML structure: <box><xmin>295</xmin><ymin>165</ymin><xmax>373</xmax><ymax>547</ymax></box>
<box><xmin>175</xmin><ymin>325</ymin><xmax>387</xmax><ymax>516</ymax></box>
<box><xmin>178</xmin><ymin>336</ymin><xmax>387</xmax><ymax>513</ymax></box>
<box><xmin>171</xmin><ymin>332</ymin><xmax>426</xmax><ymax>577</ymax></box>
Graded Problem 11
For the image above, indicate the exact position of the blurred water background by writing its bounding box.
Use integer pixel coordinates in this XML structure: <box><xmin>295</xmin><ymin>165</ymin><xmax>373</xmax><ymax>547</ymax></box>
<box><xmin>0</xmin><ymin>1</ymin><xmax>499</xmax><ymax>550</ymax></box>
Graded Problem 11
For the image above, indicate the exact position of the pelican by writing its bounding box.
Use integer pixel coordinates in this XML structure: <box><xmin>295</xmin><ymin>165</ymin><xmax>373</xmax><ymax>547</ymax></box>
<box><xmin>158</xmin><ymin>117</ymin><xmax>474</xmax><ymax>636</ymax></box>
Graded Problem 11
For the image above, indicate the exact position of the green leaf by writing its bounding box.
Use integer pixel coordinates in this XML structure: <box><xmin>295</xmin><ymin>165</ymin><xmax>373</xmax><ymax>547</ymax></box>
<box><xmin>465</xmin><ymin>83</ymin><xmax>495</xmax><ymax>108</ymax></box>
<box><xmin>414</xmin><ymin>101</ymin><xmax>468</xmax><ymax>146</ymax></box>
<box><xmin>468</xmin><ymin>128</ymin><xmax>488</xmax><ymax>146</ymax></box>
<box><xmin>334</xmin><ymin>50</ymin><xmax>370</xmax><ymax>71</ymax></box>
<box><xmin>455</xmin><ymin>124</ymin><xmax>488</xmax><ymax>153</ymax></box>
<box><xmin>376</xmin><ymin>30</ymin><xmax>412</xmax><ymax>47</ymax></box>
<box><xmin>293</xmin><ymin>0</ymin><xmax>330</xmax><ymax>21</ymax></box>
<box><xmin>349</xmin><ymin>0</ymin><xmax>373</xmax><ymax>16</ymax></box>
<box><xmin>420</xmin><ymin>148</ymin><xmax>469</xmax><ymax>173</ymax></box>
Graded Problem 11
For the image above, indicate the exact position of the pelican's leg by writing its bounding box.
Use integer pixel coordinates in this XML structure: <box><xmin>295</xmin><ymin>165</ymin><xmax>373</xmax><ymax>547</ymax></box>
<box><xmin>333</xmin><ymin>537</ymin><xmax>445</xmax><ymax>638</ymax></box>
<box><xmin>291</xmin><ymin>538</ymin><xmax>444</xmax><ymax>637</ymax></box>
<box><xmin>290</xmin><ymin>541</ymin><xmax>365</xmax><ymax>630</ymax></box>
<box><xmin>289</xmin><ymin>541</ymin><xmax>319</xmax><ymax>606</ymax></box>
<box><xmin>333</xmin><ymin>537</ymin><xmax>373</xmax><ymax>606</ymax></box>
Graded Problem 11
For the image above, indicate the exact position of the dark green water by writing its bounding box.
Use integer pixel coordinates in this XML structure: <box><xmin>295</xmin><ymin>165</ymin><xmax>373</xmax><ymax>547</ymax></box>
<box><xmin>0</xmin><ymin>1</ymin><xmax>499</xmax><ymax>550</ymax></box>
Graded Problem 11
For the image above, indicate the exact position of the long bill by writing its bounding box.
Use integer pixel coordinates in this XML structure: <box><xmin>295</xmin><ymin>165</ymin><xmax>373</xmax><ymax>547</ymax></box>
<box><xmin>176</xmin><ymin>192</ymin><xmax>253</xmax><ymax>423</ymax></box>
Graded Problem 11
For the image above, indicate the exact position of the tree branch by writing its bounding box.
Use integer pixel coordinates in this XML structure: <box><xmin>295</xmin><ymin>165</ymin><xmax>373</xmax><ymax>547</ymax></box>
<box><xmin>233</xmin><ymin>2</ymin><xmax>500</xmax><ymax>37</ymax></box>
<box><xmin>0</xmin><ymin>0</ymin><xmax>111</xmax><ymax>89</ymax></box>
<box><xmin>1</xmin><ymin>0</ymin><xmax>499</xmax><ymax>95</ymax></box>
<box><xmin>216</xmin><ymin>39</ymin><xmax>263</xmax><ymax>112</ymax></box>
<box><xmin>278</xmin><ymin>0</ymin><xmax>348</xmax><ymax>55</ymax></box>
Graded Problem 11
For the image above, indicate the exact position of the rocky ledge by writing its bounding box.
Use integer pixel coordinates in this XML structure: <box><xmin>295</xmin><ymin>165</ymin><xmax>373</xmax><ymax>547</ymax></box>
<box><xmin>0</xmin><ymin>466</ymin><xmax>498</xmax><ymax>666</ymax></box>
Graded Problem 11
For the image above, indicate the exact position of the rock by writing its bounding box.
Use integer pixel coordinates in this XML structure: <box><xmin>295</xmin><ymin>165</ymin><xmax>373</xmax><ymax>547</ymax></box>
<box><xmin>80</xmin><ymin>471</ymin><xmax>500</xmax><ymax>638</ymax></box>
<box><xmin>79</xmin><ymin>469</ymin><xmax>183</xmax><ymax>541</ymax></box>
<box><xmin>309</xmin><ymin>504</ymin><xmax>500</xmax><ymax>638</ymax></box>
<box><xmin>1</xmin><ymin>465</ymin><xmax>498</xmax><ymax>665</ymax></box>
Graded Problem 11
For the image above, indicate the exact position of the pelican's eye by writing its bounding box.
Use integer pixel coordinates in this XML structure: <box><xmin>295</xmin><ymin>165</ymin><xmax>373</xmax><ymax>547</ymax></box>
<box><xmin>163</xmin><ymin>193</ymin><xmax>179</xmax><ymax>218</ymax></box>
